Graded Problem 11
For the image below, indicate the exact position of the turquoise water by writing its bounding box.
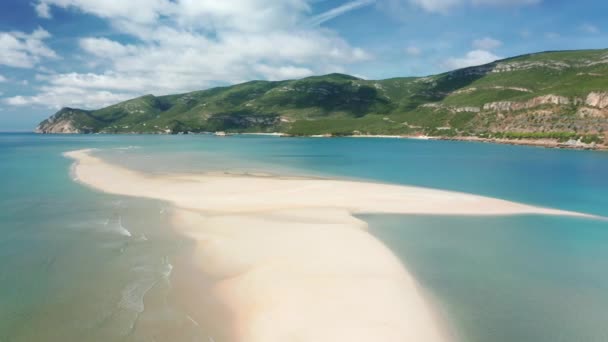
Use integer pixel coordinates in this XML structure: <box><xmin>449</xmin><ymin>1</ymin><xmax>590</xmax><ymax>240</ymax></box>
<box><xmin>1</xmin><ymin>133</ymin><xmax>607</xmax><ymax>341</ymax></box>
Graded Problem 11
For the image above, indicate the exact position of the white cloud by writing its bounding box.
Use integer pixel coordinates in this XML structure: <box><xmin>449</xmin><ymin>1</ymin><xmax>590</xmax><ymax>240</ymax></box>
<box><xmin>4</xmin><ymin>96</ymin><xmax>29</xmax><ymax>106</ymax></box>
<box><xmin>38</xmin><ymin>72</ymin><xmax>150</xmax><ymax>92</ymax></box>
<box><xmin>36</xmin><ymin>0</ymin><xmax>315</xmax><ymax>32</ymax></box>
<box><xmin>79</xmin><ymin>37</ymin><xmax>136</xmax><ymax>57</ymax></box>
<box><xmin>13</xmin><ymin>1</ymin><xmax>371</xmax><ymax>109</ymax></box>
<box><xmin>442</xmin><ymin>49</ymin><xmax>501</xmax><ymax>69</ymax></box>
<box><xmin>254</xmin><ymin>64</ymin><xmax>314</xmax><ymax>80</ymax></box>
<box><xmin>309</xmin><ymin>0</ymin><xmax>375</xmax><ymax>26</ymax></box>
<box><xmin>405</xmin><ymin>46</ymin><xmax>422</xmax><ymax>56</ymax></box>
<box><xmin>472</xmin><ymin>37</ymin><xmax>502</xmax><ymax>50</ymax></box>
<box><xmin>0</xmin><ymin>75</ymin><xmax>7</xmax><ymax>82</ymax></box>
<box><xmin>0</xmin><ymin>28</ymin><xmax>57</xmax><ymax>68</ymax></box>
<box><xmin>580</xmin><ymin>23</ymin><xmax>600</xmax><ymax>34</ymax></box>
<box><xmin>5</xmin><ymin>89</ymin><xmax>133</xmax><ymax>109</ymax></box>
<box><xmin>76</xmin><ymin>29</ymin><xmax>369</xmax><ymax>87</ymax></box>
<box><xmin>35</xmin><ymin>2</ymin><xmax>52</xmax><ymax>18</ymax></box>
<box><xmin>35</xmin><ymin>0</ymin><xmax>172</xmax><ymax>24</ymax></box>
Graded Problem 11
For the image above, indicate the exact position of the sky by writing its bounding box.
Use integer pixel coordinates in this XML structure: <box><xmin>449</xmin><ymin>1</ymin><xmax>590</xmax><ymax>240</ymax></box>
<box><xmin>0</xmin><ymin>0</ymin><xmax>607</xmax><ymax>130</ymax></box>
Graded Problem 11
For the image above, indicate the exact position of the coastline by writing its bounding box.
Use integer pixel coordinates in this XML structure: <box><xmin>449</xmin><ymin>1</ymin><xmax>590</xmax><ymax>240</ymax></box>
<box><xmin>343</xmin><ymin>134</ymin><xmax>606</xmax><ymax>150</ymax></box>
<box><xmin>435</xmin><ymin>136</ymin><xmax>608</xmax><ymax>151</ymax></box>
<box><xmin>63</xmin><ymin>149</ymin><xmax>597</xmax><ymax>342</ymax></box>
<box><xmin>33</xmin><ymin>130</ymin><xmax>607</xmax><ymax>151</ymax></box>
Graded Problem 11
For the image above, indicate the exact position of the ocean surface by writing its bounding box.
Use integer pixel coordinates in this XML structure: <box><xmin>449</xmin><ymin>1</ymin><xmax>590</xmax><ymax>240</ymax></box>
<box><xmin>1</xmin><ymin>133</ymin><xmax>607</xmax><ymax>341</ymax></box>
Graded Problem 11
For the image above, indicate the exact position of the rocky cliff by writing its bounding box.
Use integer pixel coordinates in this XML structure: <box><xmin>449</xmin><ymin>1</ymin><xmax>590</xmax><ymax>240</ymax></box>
<box><xmin>36</xmin><ymin>108</ymin><xmax>98</xmax><ymax>134</ymax></box>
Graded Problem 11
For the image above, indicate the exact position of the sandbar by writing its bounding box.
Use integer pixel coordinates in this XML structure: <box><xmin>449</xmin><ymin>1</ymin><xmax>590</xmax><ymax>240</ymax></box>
<box><xmin>64</xmin><ymin>149</ymin><xmax>594</xmax><ymax>342</ymax></box>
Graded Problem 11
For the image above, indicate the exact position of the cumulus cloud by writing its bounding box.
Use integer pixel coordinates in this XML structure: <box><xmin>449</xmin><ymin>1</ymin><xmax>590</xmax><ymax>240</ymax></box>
<box><xmin>254</xmin><ymin>64</ymin><xmax>315</xmax><ymax>80</ymax></box>
<box><xmin>79</xmin><ymin>37</ymin><xmax>137</xmax><ymax>57</ymax></box>
<box><xmin>75</xmin><ymin>29</ymin><xmax>369</xmax><ymax>87</ymax></box>
<box><xmin>34</xmin><ymin>0</ymin><xmax>172</xmax><ymax>24</ymax></box>
<box><xmin>443</xmin><ymin>49</ymin><xmax>501</xmax><ymax>69</ymax></box>
<box><xmin>472</xmin><ymin>37</ymin><xmax>502</xmax><ymax>50</ymax></box>
<box><xmin>34</xmin><ymin>2</ymin><xmax>52</xmax><ymax>18</ymax></box>
<box><xmin>5</xmin><ymin>89</ymin><xmax>133</xmax><ymax>109</ymax></box>
<box><xmin>13</xmin><ymin>0</ymin><xmax>372</xmax><ymax>109</ymax></box>
<box><xmin>0</xmin><ymin>28</ymin><xmax>57</xmax><ymax>68</ymax></box>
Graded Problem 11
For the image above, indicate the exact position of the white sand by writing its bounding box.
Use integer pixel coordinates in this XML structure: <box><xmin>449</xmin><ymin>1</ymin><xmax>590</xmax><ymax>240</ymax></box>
<box><xmin>64</xmin><ymin>149</ymin><xmax>593</xmax><ymax>342</ymax></box>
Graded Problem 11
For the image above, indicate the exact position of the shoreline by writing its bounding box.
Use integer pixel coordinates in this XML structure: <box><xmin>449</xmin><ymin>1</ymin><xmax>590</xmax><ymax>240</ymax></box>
<box><xmin>63</xmin><ymin>149</ymin><xmax>598</xmax><ymax>342</ymax></box>
<box><xmin>32</xmin><ymin>130</ymin><xmax>607</xmax><ymax>151</ymax></box>
<box><xmin>436</xmin><ymin>136</ymin><xmax>608</xmax><ymax>151</ymax></box>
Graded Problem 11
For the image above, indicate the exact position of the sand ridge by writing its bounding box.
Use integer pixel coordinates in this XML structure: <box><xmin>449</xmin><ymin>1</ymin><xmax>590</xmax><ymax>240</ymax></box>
<box><xmin>63</xmin><ymin>149</ymin><xmax>595</xmax><ymax>342</ymax></box>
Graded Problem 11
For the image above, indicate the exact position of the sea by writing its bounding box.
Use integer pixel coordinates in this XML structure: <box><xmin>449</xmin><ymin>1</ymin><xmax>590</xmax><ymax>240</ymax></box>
<box><xmin>1</xmin><ymin>132</ymin><xmax>607</xmax><ymax>342</ymax></box>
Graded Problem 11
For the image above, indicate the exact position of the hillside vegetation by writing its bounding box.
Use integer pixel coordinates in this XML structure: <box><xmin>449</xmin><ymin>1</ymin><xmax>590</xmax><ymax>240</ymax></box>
<box><xmin>37</xmin><ymin>49</ymin><xmax>608</xmax><ymax>146</ymax></box>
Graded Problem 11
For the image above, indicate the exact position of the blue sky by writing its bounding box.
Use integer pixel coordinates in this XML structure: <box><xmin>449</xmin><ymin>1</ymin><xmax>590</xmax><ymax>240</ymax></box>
<box><xmin>0</xmin><ymin>0</ymin><xmax>607</xmax><ymax>130</ymax></box>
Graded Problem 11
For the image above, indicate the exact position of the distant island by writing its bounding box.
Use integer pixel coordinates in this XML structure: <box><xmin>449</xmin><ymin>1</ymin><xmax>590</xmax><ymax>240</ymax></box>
<box><xmin>37</xmin><ymin>49</ymin><xmax>608</xmax><ymax>150</ymax></box>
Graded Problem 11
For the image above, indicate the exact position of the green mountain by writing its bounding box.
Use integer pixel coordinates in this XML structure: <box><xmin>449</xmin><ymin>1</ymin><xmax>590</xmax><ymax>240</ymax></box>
<box><xmin>36</xmin><ymin>49</ymin><xmax>608</xmax><ymax>145</ymax></box>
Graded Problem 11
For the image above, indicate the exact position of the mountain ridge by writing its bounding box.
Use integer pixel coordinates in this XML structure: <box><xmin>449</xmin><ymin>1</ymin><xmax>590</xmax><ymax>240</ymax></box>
<box><xmin>36</xmin><ymin>49</ymin><xmax>608</xmax><ymax>149</ymax></box>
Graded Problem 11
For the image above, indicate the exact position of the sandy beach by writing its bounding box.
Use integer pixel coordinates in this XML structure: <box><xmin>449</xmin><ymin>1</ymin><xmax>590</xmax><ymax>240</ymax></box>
<box><xmin>64</xmin><ymin>149</ymin><xmax>594</xmax><ymax>342</ymax></box>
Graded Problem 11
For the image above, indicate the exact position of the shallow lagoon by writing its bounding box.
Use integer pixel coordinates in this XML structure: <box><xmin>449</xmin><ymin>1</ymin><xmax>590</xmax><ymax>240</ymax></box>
<box><xmin>1</xmin><ymin>133</ymin><xmax>607</xmax><ymax>341</ymax></box>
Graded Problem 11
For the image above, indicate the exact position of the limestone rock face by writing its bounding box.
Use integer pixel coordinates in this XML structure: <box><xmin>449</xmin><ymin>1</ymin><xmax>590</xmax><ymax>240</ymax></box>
<box><xmin>577</xmin><ymin>106</ymin><xmax>608</xmax><ymax>119</ymax></box>
<box><xmin>483</xmin><ymin>101</ymin><xmax>515</xmax><ymax>112</ymax></box>
<box><xmin>35</xmin><ymin>120</ymin><xmax>81</xmax><ymax>134</ymax></box>
<box><xmin>421</xmin><ymin>103</ymin><xmax>480</xmax><ymax>113</ymax></box>
<box><xmin>35</xmin><ymin>108</ymin><xmax>87</xmax><ymax>134</ymax></box>
<box><xmin>483</xmin><ymin>95</ymin><xmax>570</xmax><ymax>112</ymax></box>
<box><xmin>454</xmin><ymin>106</ymin><xmax>481</xmax><ymax>113</ymax></box>
<box><xmin>525</xmin><ymin>95</ymin><xmax>571</xmax><ymax>107</ymax></box>
<box><xmin>586</xmin><ymin>92</ymin><xmax>608</xmax><ymax>109</ymax></box>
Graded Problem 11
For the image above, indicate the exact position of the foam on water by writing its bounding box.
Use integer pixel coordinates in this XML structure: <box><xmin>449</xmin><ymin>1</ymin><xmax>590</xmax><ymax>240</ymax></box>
<box><xmin>117</xmin><ymin>217</ymin><xmax>132</xmax><ymax>237</ymax></box>
<box><xmin>99</xmin><ymin>215</ymin><xmax>133</xmax><ymax>237</ymax></box>
<box><xmin>118</xmin><ymin>259</ymin><xmax>173</xmax><ymax>318</ymax></box>
<box><xmin>186</xmin><ymin>315</ymin><xmax>200</xmax><ymax>327</ymax></box>
<box><xmin>119</xmin><ymin>280</ymin><xmax>154</xmax><ymax>313</ymax></box>
<box><xmin>68</xmin><ymin>161</ymin><xmax>79</xmax><ymax>182</ymax></box>
<box><xmin>160</xmin><ymin>256</ymin><xmax>172</xmax><ymax>275</ymax></box>
<box><xmin>115</xmin><ymin>146</ymin><xmax>141</xmax><ymax>151</ymax></box>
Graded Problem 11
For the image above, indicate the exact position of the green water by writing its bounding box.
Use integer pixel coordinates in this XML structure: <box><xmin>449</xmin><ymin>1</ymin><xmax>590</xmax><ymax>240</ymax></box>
<box><xmin>367</xmin><ymin>215</ymin><xmax>608</xmax><ymax>342</ymax></box>
<box><xmin>1</xmin><ymin>133</ymin><xmax>607</xmax><ymax>341</ymax></box>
